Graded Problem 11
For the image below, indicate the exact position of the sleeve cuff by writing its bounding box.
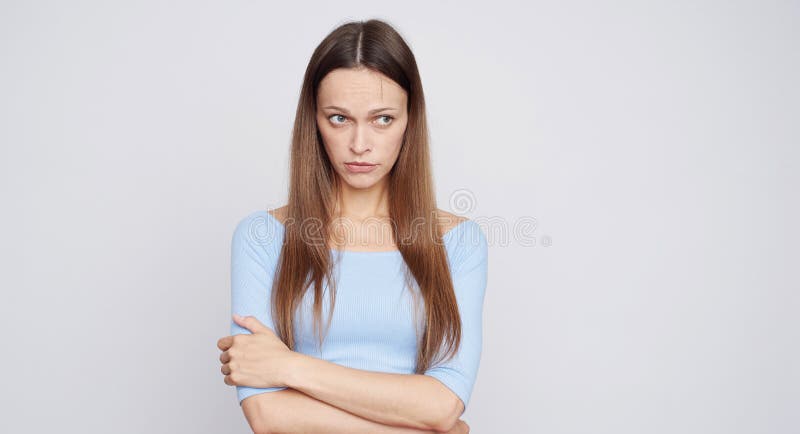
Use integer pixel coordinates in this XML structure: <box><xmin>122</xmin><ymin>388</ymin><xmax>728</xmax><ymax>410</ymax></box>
<box><xmin>236</xmin><ymin>385</ymin><xmax>289</xmax><ymax>406</ymax></box>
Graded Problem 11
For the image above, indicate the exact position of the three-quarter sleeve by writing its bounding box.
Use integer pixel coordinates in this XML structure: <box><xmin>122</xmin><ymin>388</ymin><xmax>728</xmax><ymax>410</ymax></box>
<box><xmin>424</xmin><ymin>220</ymin><xmax>489</xmax><ymax>414</ymax></box>
<box><xmin>230</xmin><ymin>212</ymin><xmax>288</xmax><ymax>405</ymax></box>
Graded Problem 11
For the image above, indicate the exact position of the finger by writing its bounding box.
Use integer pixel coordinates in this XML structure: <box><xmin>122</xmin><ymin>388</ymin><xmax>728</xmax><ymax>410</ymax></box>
<box><xmin>224</xmin><ymin>374</ymin><xmax>236</xmax><ymax>386</ymax></box>
<box><xmin>217</xmin><ymin>336</ymin><xmax>232</xmax><ymax>351</ymax></box>
<box><xmin>219</xmin><ymin>351</ymin><xmax>230</xmax><ymax>364</ymax></box>
<box><xmin>220</xmin><ymin>363</ymin><xmax>231</xmax><ymax>376</ymax></box>
<box><xmin>237</xmin><ymin>315</ymin><xmax>271</xmax><ymax>334</ymax></box>
<box><xmin>246</xmin><ymin>316</ymin><xmax>275</xmax><ymax>335</ymax></box>
<box><xmin>232</xmin><ymin>314</ymin><xmax>249</xmax><ymax>330</ymax></box>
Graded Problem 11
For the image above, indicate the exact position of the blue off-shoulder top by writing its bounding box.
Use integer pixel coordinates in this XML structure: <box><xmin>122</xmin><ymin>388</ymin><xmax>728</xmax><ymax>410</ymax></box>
<box><xmin>229</xmin><ymin>210</ymin><xmax>488</xmax><ymax>413</ymax></box>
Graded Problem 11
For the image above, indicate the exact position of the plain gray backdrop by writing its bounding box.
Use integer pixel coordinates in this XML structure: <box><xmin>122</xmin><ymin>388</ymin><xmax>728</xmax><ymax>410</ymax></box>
<box><xmin>1</xmin><ymin>1</ymin><xmax>797</xmax><ymax>433</ymax></box>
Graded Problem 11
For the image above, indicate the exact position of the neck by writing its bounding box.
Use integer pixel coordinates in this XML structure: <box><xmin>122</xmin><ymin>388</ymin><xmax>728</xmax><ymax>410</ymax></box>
<box><xmin>332</xmin><ymin>176</ymin><xmax>390</xmax><ymax>221</ymax></box>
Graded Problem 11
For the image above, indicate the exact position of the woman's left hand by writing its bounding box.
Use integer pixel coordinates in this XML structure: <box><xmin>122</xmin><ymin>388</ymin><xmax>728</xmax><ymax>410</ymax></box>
<box><xmin>217</xmin><ymin>314</ymin><xmax>296</xmax><ymax>388</ymax></box>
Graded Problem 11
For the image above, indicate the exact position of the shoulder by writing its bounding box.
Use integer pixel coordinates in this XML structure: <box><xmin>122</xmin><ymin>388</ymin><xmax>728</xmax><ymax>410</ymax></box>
<box><xmin>267</xmin><ymin>205</ymin><xmax>289</xmax><ymax>225</ymax></box>
<box><xmin>437</xmin><ymin>209</ymin><xmax>487</xmax><ymax>267</ymax></box>
<box><xmin>436</xmin><ymin>209</ymin><xmax>469</xmax><ymax>236</ymax></box>
<box><xmin>436</xmin><ymin>208</ymin><xmax>485</xmax><ymax>242</ymax></box>
<box><xmin>232</xmin><ymin>209</ymin><xmax>285</xmax><ymax>258</ymax></box>
<box><xmin>264</xmin><ymin>207</ymin><xmax>461</xmax><ymax>232</ymax></box>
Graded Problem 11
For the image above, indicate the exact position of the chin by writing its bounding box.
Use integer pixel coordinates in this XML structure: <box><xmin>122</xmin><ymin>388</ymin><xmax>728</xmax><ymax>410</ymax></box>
<box><xmin>344</xmin><ymin>179</ymin><xmax>377</xmax><ymax>190</ymax></box>
<box><xmin>340</xmin><ymin>173</ymin><xmax>384</xmax><ymax>189</ymax></box>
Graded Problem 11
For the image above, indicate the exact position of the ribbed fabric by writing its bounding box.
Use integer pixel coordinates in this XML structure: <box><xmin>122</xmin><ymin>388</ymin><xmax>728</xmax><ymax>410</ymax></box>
<box><xmin>229</xmin><ymin>210</ymin><xmax>488</xmax><ymax>414</ymax></box>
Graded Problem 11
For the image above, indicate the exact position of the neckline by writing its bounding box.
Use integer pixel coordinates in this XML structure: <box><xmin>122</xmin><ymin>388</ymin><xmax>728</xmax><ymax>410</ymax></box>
<box><xmin>261</xmin><ymin>210</ymin><xmax>469</xmax><ymax>255</ymax></box>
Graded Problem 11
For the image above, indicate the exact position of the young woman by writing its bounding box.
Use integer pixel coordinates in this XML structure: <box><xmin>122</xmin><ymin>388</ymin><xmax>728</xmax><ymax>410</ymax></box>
<box><xmin>217</xmin><ymin>19</ymin><xmax>488</xmax><ymax>434</ymax></box>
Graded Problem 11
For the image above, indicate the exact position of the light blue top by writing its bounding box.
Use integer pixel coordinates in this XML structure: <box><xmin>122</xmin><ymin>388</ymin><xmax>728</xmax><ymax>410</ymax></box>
<box><xmin>229</xmin><ymin>210</ymin><xmax>488</xmax><ymax>413</ymax></box>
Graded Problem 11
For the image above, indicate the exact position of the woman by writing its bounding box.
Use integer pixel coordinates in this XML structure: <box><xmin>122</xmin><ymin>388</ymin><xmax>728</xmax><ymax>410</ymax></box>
<box><xmin>217</xmin><ymin>19</ymin><xmax>488</xmax><ymax>434</ymax></box>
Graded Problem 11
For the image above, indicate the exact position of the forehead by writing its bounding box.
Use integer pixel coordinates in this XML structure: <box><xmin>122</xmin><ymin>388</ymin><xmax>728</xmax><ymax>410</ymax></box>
<box><xmin>317</xmin><ymin>67</ymin><xmax>407</xmax><ymax>109</ymax></box>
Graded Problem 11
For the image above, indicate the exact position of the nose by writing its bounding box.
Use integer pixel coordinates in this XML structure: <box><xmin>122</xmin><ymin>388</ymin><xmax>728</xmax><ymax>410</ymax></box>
<box><xmin>349</xmin><ymin>124</ymin><xmax>371</xmax><ymax>154</ymax></box>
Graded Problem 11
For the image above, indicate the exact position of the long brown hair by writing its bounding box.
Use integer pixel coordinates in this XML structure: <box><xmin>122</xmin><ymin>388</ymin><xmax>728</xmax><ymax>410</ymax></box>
<box><xmin>271</xmin><ymin>18</ymin><xmax>461</xmax><ymax>374</ymax></box>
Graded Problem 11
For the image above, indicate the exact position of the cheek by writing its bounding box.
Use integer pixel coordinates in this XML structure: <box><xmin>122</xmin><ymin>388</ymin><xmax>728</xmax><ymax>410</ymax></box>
<box><xmin>386</xmin><ymin>135</ymin><xmax>403</xmax><ymax>156</ymax></box>
<box><xmin>385</xmin><ymin>124</ymin><xmax>407</xmax><ymax>154</ymax></box>
<box><xmin>317</xmin><ymin>124</ymin><xmax>344</xmax><ymax>155</ymax></box>
<box><xmin>324</xmin><ymin>134</ymin><xmax>348</xmax><ymax>155</ymax></box>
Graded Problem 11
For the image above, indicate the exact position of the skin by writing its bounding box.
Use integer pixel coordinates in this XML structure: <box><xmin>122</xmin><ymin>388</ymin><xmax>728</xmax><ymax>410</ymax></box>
<box><xmin>217</xmin><ymin>67</ymin><xmax>471</xmax><ymax>433</ymax></box>
<box><xmin>316</xmin><ymin>66</ymin><xmax>408</xmax><ymax>251</ymax></box>
<box><xmin>218</xmin><ymin>315</ymin><xmax>470</xmax><ymax>433</ymax></box>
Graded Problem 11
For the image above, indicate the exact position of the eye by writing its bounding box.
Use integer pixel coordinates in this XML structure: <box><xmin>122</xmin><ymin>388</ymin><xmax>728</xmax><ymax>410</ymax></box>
<box><xmin>328</xmin><ymin>114</ymin><xmax>347</xmax><ymax>126</ymax></box>
<box><xmin>375</xmin><ymin>115</ymin><xmax>394</xmax><ymax>126</ymax></box>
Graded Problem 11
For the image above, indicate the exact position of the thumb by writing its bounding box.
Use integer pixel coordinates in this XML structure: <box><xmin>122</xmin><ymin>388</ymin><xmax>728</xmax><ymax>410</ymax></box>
<box><xmin>233</xmin><ymin>314</ymin><xmax>270</xmax><ymax>334</ymax></box>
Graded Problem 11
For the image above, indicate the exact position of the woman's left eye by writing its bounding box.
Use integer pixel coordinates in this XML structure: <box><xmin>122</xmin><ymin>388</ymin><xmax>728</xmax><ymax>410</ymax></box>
<box><xmin>376</xmin><ymin>115</ymin><xmax>394</xmax><ymax>126</ymax></box>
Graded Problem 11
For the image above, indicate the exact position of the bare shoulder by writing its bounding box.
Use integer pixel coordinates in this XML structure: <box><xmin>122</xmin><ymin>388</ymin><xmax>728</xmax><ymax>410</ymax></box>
<box><xmin>269</xmin><ymin>206</ymin><xmax>466</xmax><ymax>234</ymax></box>
<box><xmin>267</xmin><ymin>205</ymin><xmax>289</xmax><ymax>224</ymax></box>
<box><xmin>436</xmin><ymin>209</ymin><xmax>469</xmax><ymax>234</ymax></box>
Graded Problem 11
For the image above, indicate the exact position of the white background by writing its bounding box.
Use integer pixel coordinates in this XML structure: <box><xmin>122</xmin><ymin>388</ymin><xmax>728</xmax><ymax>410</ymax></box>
<box><xmin>1</xmin><ymin>1</ymin><xmax>797</xmax><ymax>433</ymax></box>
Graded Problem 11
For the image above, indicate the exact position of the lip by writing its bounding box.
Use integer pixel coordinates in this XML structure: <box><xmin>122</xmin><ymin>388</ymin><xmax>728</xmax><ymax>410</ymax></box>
<box><xmin>345</xmin><ymin>162</ymin><xmax>378</xmax><ymax>173</ymax></box>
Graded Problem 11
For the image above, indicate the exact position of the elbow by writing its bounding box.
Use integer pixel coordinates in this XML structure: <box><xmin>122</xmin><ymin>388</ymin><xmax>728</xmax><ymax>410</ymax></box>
<box><xmin>242</xmin><ymin>409</ymin><xmax>268</xmax><ymax>434</ymax></box>
<box><xmin>247</xmin><ymin>412</ymin><xmax>277</xmax><ymax>434</ymax></box>
<box><xmin>432</xmin><ymin>396</ymin><xmax>464</xmax><ymax>433</ymax></box>
<box><xmin>249</xmin><ymin>418</ymin><xmax>271</xmax><ymax>434</ymax></box>
<box><xmin>241</xmin><ymin>394</ymin><xmax>284</xmax><ymax>434</ymax></box>
<box><xmin>242</xmin><ymin>405</ymin><xmax>269</xmax><ymax>434</ymax></box>
<box><xmin>251</xmin><ymin>426</ymin><xmax>268</xmax><ymax>434</ymax></box>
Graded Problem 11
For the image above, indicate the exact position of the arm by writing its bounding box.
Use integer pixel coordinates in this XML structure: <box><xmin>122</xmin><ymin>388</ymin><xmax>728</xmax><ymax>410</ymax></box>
<box><xmin>283</xmin><ymin>221</ymin><xmax>489</xmax><ymax>432</ymax></box>
<box><xmin>284</xmin><ymin>355</ymin><xmax>460</xmax><ymax>432</ymax></box>
<box><xmin>242</xmin><ymin>388</ymin><xmax>458</xmax><ymax>434</ymax></box>
<box><xmin>229</xmin><ymin>212</ymin><xmax>463</xmax><ymax>433</ymax></box>
<box><xmin>230</xmin><ymin>213</ymin><xmax>290</xmax><ymax>403</ymax></box>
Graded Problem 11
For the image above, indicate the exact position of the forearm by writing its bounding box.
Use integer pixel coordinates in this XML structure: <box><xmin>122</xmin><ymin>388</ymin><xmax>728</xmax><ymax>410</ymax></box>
<box><xmin>251</xmin><ymin>387</ymin><xmax>444</xmax><ymax>434</ymax></box>
<box><xmin>285</xmin><ymin>353</ymin><xmax>457</xmax><ymax>431</ymax></box>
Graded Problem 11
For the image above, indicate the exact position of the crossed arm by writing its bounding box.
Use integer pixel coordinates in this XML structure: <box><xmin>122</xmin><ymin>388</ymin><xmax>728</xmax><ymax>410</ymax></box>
<box><xmin>229</xmin><ymin>213</ymin><xmax>486</xmax><ymax>433</ymax></box>
<box><xmin>247</xmin><ymin>352</ymin><xmax>462</xmax><ymax>432</ymax></box>
<box><xmin>243</xmin><ymin>389</ymin><xmax>432</xmax><ymax>433</ymax></box>
<box><xmin>242</xmin><ymin>372</ymin><xmax>462</xmax><ymax>433</ymax></box>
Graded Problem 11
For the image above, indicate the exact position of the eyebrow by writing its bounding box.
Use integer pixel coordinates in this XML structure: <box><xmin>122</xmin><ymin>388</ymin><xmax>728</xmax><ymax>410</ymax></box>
<box><xmin>322</xmin><ymin>105</ymin><xmax>398</xmax><ymax>115</ymax></box>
